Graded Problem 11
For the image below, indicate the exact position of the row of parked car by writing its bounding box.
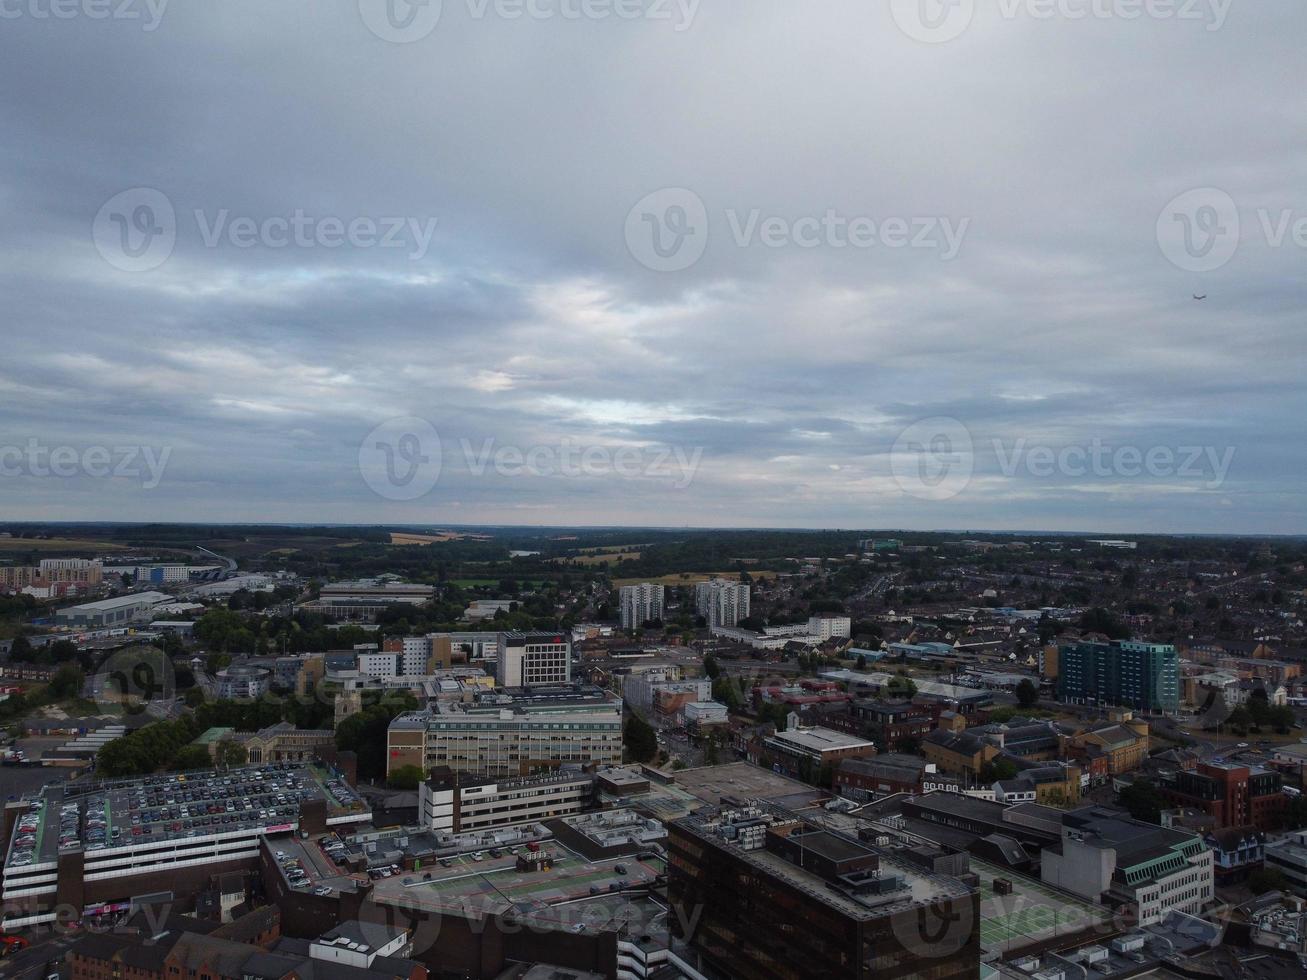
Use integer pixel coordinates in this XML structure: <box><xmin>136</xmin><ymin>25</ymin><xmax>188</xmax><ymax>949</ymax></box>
<box><xmin>9</xmin><ymin>804</ymin><xmax>43</xmax><ymax>866</ymax></box>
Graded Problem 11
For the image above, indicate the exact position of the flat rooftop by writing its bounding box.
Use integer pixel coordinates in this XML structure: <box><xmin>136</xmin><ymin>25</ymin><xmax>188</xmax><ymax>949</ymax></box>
<box><xmin>769</xmin><ymin>726</ymin><xmax>875</xmax><ymax>752</ymax></box>
<box><xmin>5</xmin><ymin>762</ymin><xmax>365</xmax><ymax>870</ymax></box>
<box><xmin>676</xmin><ymin>805</ymin><xmax>974</xmax><ymax>921</ymax></box>
<box><xmin>57</xmin><ymin>591</ymin><xmax>171</xmax><ymax>612</ymax></box>
<box><xmin>669</xmin><ymin>761</ymin><xmax>828</xmax><ymax>808</ymax></box>
<box><xmin>356</xmin><ymin>835</ymin><xmax>668</xmax><ymax>936</ymax></box>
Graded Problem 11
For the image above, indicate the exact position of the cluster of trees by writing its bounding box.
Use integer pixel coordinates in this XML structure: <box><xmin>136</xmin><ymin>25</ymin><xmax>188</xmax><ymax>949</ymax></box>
<box><xmin>335</xmin><ymin>691</ymin><xmax>420</xmax><ymax>782</ymax></box>
<box><xmin>1078</xmin><ymin>607</ymin><xmax>1131</xmax><ymax>640</ymax></box>
<box><xmin>1218</xmin><ymin>692</ymin><xmax>1296</xmax><ymax>735</ymax></box>
<box><xmin>96</xmin><ymin>717</ymin><xmax>203</xmax><ymax>776</ymax></box>
<box><xmin>623</xmin><ymin>713</ymin><xmax>658</xmax><ymax>763</ymax></box>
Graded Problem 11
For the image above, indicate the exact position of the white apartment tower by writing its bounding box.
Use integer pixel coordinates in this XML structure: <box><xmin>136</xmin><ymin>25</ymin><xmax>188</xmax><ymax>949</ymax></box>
<box><xmin>619</xmin><ymin>583</ymin><xmax>666</xmax><ymax>629</ymax></box>
<box><xmin>695</xmin><ymin>579</ymin><xmax>751</xmax><ymax>628</ymax></box>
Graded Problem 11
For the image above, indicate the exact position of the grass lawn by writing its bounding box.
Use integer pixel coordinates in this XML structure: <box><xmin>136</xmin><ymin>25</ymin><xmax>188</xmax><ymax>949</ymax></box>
<box><xmin>0</xmin><ymin>537</ymin><xmax>128</xmax><ymax>552</ymax></box>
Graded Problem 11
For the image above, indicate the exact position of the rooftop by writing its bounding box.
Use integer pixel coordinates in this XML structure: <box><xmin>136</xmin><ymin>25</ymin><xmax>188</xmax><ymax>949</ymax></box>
<box><xmin>768</xmin><ymin>725</ymin><xmax>875</xmax><ymax>753</ymax></box>
<box><xmin>675</xmin><ymin>803</ymin><xmax>974</xmax><ymax>921</ymax></box>
<box><xmin>5</xmin><ymin>762</ymin><xmax>366</xmax><ymax>870</ymax></box>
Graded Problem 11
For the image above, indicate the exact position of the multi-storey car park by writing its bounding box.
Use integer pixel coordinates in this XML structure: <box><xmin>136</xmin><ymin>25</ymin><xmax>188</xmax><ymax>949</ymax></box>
<box><xmin>1</xmin><ymin>762</ymin><xmax>369</xmax><ymax>929</ymax></box>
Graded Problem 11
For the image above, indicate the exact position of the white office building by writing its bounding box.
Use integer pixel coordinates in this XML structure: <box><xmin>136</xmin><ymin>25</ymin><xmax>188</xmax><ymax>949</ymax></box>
<box><xmin>419</xmin><ymin>770</ymin><xmax>595</xmax><ymax>834</ymax></box>
<box><xmin>496</xmin><ymin>631</ymin><xmax>571</xmax><ymax>688</ymax></box>
<box><xmin>695</xmin><ymin>579</ymin><xmax>750</xmax><ymax>629</ymax></box>
<box><xmin>619</xmin><ymin>583</ymin><xmax>666</xmax><ymax>629</ymax></box>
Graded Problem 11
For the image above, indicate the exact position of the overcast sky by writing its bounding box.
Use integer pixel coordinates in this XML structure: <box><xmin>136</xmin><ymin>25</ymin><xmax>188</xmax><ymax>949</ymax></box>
<box><xmin>1</xmin><ymin>0</ymin><xmax>1303</xmax><ymax>533</ymax></box>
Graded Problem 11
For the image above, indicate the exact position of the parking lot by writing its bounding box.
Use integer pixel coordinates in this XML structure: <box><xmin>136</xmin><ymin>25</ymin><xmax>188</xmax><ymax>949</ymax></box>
<box><xmin>5</xmin><ymin>762</ymin><xmax>365</xmax><ymax>869</ymax></box>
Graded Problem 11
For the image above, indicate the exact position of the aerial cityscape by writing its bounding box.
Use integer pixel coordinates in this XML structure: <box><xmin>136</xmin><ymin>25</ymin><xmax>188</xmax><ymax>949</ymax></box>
<box><xmin>2</xmin><ymin>2</ymin><xmax>1305</xmax><ymax>980</ymax></box>
<box><xmin>1</xmin><ymin>528</ymin><xmax>1306</xmax><ymax>980</ymax></box>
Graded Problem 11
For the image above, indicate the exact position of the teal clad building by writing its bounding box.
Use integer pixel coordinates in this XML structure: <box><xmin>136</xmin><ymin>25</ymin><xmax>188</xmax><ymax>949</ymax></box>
<box><xmin>1057</xmin><ymin>640</ymin><xmax>1179</xmax><ymax>713</ymax></box>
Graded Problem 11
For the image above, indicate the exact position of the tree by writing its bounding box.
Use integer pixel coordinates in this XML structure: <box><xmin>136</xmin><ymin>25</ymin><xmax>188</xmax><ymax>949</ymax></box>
<box><xmin>1269</xmin><ymin>705</ymin><xmax>1296</xmax><ymax>734</ymax></box>
<box><xmin>215</xmin><ymin>739</ymin><xmax>248</xmax><ymax>769</ymax></box>
<box><xmin>703</xmin><ymin>655</ymin><xmax>721</xmax><ymax>680</ymax></box>
<box><xmin>886</xmin><ymin>675</ymin><xmax>917</xmax><ymax>700</ymax></box>
<box><xmin>711</xmin><ymin>677</ymin><xmax>742</xmax><ymax>711</ymax></box>
<box><xmin>171</xmin><ymin>745</ymin><xmax>216</xmax><ymax>771</ymax></box>
<box><xmin>980</xmin><ymin>759</ymin><xmax>1019</xmax><ymax>784</ymax></box>
<box><xmin>1226</xmin><ymin>705</ymin><xmax>1253</xmax><ymax>734</ymax></box>
<box><xmin>387</xmin><ymin>765</ymin><xmax>426</xmax><ymax>790</ymax></box>
<box><xmin>1118</xmin><ymin>779</ymin><xmax>1164</xmax><ymax>824</ymax></box>
<box><xmin>9</xmin><ymin>635</ymin><xmax>33</xmax><ymax>661</ymax></box>
<box><xmin>1246</xmin><ymin>866</ymin><xmax>1286</xmax><ymax>895</ymax></box>
<box><xmin>1015</xmin><ymin>679</ymin><xmax>1039</xmax><ymax>708</ymax></box>
<box><xmin>624</xmin><ymin>714</ymin><xmax>658</xmax><ymax>763</ymax></box>
<box><xmin>48</xmin><ymin>665</ymin><xmax>85</xmax><ymax>700</ymax></box>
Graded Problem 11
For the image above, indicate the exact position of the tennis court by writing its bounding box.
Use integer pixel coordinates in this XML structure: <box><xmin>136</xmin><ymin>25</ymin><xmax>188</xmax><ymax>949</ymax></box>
<box><xmin>972</xmin><ymin>857</ymin><xmax>1112</xmax><ymax>951</ymax></box>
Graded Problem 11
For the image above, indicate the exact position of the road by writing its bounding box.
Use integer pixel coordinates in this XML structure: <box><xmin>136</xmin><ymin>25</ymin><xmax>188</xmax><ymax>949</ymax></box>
<box><xmin>1</xmin><ymin>931</ymin><xmax>77</xmax><ymax>980</ymax></box>
<box><xmin>195</xmin><ymin>546</ymin><xmax>238</xmax><ymax>575</ymax></box>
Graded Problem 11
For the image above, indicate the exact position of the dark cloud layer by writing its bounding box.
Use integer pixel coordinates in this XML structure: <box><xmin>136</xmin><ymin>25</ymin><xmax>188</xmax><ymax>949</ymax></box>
<box><xmin>0</xmin><ymin>0</ymin><xmax>1303</xmax><ymax>532</ymax></box>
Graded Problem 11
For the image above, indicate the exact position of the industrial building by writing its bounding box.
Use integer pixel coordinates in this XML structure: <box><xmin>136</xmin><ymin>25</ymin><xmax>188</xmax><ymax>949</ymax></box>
<box><xmin>302</xmin><ymin>580</ymin><xmax>435</xmax><ymax>621</ymax></box>
<box><xmin>54</xmin><ymin>591</ymin><xmax>172</xmax><ymax>629</ymax></box>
